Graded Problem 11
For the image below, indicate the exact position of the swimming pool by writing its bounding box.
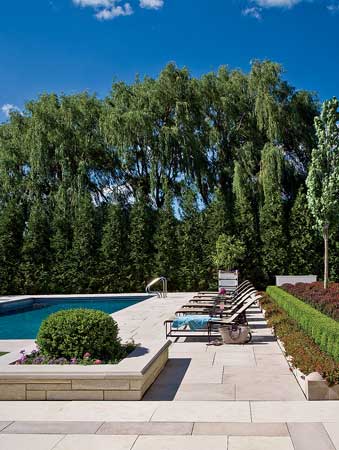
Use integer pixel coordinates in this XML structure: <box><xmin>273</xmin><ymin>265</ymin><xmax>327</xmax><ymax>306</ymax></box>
<box><xmin>0</xmin><ymin>296</ymin><xmax>149</xmax><ymax>339</ymax></box>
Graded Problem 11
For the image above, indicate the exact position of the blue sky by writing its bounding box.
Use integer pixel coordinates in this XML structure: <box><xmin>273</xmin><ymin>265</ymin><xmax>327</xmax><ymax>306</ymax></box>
<box><xmin>1</xmin><ymin>0</ymin><xmax>338</xmax><ymax>121</ymax></box>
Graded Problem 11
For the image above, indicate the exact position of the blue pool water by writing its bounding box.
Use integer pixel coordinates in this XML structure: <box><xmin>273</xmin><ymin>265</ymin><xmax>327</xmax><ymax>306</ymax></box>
<box><xmin>0</xmin><ymin>297</ymin><xmax>147</xmax><ymax>339</ymax></box>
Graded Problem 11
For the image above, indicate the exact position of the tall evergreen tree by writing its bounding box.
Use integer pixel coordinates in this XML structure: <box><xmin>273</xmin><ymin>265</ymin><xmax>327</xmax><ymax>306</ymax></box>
<box><xmin>203</xmin><ymin>188</ymin><xmax>231</xmax><ymax>287</ymax></box>
<box><xmin>329</xmin><ymin>227</ymin><xmax>339</xmax><ymax>281</ymax></box>
<box><xmin>129</xmin><ymin>192</ymin><xmax>155</xmax><ymax>291</ymax></box>
<box><xmin>0</xmin><ymin>199</ymin><xmax>25</xmax><ymax>294</ymax></box>
<box><xmin>20</xmin><ymin>199</ymin><xmax>51</xmax><ymax>293</ymax></box>
<box><xmin>288</xmin><ymin>186</ymin><xmax>321</xmax><ymax>276</ymax></box>
<box><xmin>153</xmin><ymin>186</ymin><xmax>178</xmax><ymax>289</ymax></box>
<box><xmin>259</xmin><ymin>144</ymin><xmax>288</xmax><ymax>280</ymax></box>
<box><xmin>99</xmin><ymin>201</ymin><xmax>130</xmax><ymax>292</ymax></box>
<box><xmin>69</xmin><ymin>191</ymin><xmax>97</xmax><ymax>293</ymax></box>
<box><xmin>178</xmin><ymin>188</ymin><xmax>206</xmax><ymax>290</ymax></box>
<box><xmin>205</xmin><ymin>188</ymin><xmax>231</xmax><ymax>257</ymax></box>
<box><xmin>49</xmin><ymin>185</ymin><xmax>73</xmax><ymax>293</ymax></box>
<box><xmin>233</xmin><ymin>158</ymin><xmax>261</xmax><ymax>280</ymax></box>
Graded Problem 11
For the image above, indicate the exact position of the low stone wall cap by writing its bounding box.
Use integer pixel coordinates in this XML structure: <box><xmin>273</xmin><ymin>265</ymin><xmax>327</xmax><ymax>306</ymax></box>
<box><xmin>307</xmin><ymin>372</ymin><xmax>324</xmax><ymax>381</ymax></box>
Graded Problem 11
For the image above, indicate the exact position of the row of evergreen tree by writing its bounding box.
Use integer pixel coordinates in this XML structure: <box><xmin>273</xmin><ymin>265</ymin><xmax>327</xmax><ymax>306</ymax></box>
<box><xmin>0</xmin><ymin>61</ymin><xmax>337</xmax><ymax>294</ymax></box>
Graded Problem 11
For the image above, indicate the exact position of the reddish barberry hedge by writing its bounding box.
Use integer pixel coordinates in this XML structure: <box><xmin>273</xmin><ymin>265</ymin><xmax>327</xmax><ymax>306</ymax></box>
<box><xmin>280</xmin><ymin>282</ymin><xmax>339</xmax><ymax>320</ymax></box>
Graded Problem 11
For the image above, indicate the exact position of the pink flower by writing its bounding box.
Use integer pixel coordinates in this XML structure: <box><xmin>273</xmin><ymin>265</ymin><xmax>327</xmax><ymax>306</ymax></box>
<box><xmin>219</xmin><ymin>288</ymin><xmax>226</xmax><ymax>295</ymax></box>
<box><xmin>83</xmin><ymin>352</ymin><xmax>91</xmax><ymax>358</ymax></box>
<box><xmin>94</xmin><ymin>359</ymin><xmax>102</xmax><ymax>365</ymax></box>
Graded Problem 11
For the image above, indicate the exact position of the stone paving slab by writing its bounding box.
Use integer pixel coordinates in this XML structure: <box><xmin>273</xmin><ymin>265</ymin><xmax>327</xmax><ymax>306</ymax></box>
<box><xmin>174</xmin><ymin>383</ymin><xmax>235</xmax><ymax>401</ymax></box>
<box><xmin>255</xmin><ymin>355</ymin><xmax>290</xmax><ymax>368</ymax></box>
<box><xmin>228</xmin><ymin>436</ymin><xmax>294</xmax><ymax>450</ymax></box>
<box><xmin>132</xmin><ymin>435</ymin><xmax>228</xmax><ymax>450</ymax></box>
<box><xmin>324</xmin><ymin>423</ymin><xmax>339</xmax><ymax>450</ymax></box>
<box><xmin>192</xmin><ymin>422</ymin><xmax>289</xmax><ymax>436</ymax></box>
<box><xmin>97</xmin><ymin>421</ymin><xmax>193</xmax><ymax>435</ymax></box>
<box><xmin>142</xmin><ymin>382</ymin><xmax>180</xmax><ymax>401</ymax></box>
<box><xmin>214</xmin><ymin>354</ymin><xmax>256</xmax><ymax>368</ymax></box>
<box><xmin>222</xmin><ymin>368</ymin><xmax>294</xmax><ymax>384</ymax></box>
<box><xmin>0</xmin><ymin>433</ymin><xmax>64</xmax><ymax>450</ymax></box>
<box><xmin>4</xmin><ymin>401</ymin><xmax>339</xmax><ymax>424</ymax></box>
<box><xmin>54</xmin><ymin>434</ymin><xmax>138</xmax><ymax>450</ymax></box>
<box><xmin>235</xmin><ymin>379</ymin><xmax>305</xmax><ymax>401</ymax></box>
<box><xmin>287</xmin><ymin>422</ymin><xmax>336</xmax><ymax>450</ymax></box>
<box><xmin>146</xmin><ymin>360</ymin><xmax>223</xmax><ymax>386</ymax></box>
<box><xmin>180</xmin><ymin>366</ymin><xmax>224</xmax><ymax>384</ymax></box>
<box><xmin>57</xmin><ymin>401</ymin><xmax>158</xmax><ymax>422</ymax></box>
<box><xmin>151</xmin><ymin>401</ymin><xmax>251</xmax><ymax>422</ymax></box>
<box><xmin>251</xmin><ymin>401</ymin><xmax>339</xmax><ymax>423</ymax></box>
<box><xmin>206</xmin><ymin>346</ymin><xmax>255</xmax><ymax>354</ymax></box>
<box><xmin>3</xmin><ymin>421</ymin><xmax>103</xmax><ymax>434</ymax></box>
<box><xmin>252</xmin><ymin>343</ymin><xmax>283</xmax><ymax>354</ymax></box>
<box><xmin>0</xmin><ymin>401</ymin><xmax>70</xmax><ymax>421</ymax></box>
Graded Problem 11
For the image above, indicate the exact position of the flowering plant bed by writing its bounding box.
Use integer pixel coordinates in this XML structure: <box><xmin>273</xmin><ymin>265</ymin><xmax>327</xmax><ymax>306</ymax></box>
<box><xmin>281</xmin><ymin>282</ymin><xmax>339</xmax><ymax>320</ymax></box>
<box><xmin>13</xmin><ymin>344</ymin><xmax>135</xmax><ymax>366</ymax></box>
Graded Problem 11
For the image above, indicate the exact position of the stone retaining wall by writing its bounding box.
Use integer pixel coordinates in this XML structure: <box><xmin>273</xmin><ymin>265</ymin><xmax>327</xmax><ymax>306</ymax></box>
<box><xmin>0</xmin><ymin>341</ymin><xmax>169</xmax><ymax>401</ymax></box>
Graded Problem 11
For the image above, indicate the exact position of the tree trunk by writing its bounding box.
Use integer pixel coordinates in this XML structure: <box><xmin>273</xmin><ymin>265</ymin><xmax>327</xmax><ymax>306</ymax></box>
<box><xmin>323</xmin><ymin>223</ymin><xmax>329</xmax><ymax>290</ymax></box>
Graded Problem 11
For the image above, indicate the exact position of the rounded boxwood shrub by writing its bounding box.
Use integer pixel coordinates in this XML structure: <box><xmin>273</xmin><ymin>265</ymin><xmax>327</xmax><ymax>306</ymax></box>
<box><xmin>36</xmin><ymin>309</ymin><xmax>120</xmax><ymax>360</ymax></box>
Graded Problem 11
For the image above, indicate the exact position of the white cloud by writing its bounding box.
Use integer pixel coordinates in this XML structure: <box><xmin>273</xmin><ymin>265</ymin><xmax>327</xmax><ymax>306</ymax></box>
<box><xmin>242</xmin><ymin>6</ymin><xmax>262</xmax><ymax>19</ymax></box>
<box><xmin>327</xmin><ymin>3</ymin><xmax>339</xmax><ymax>12</ymax></box>
<box><xmin>73</xmin><ymin>0</ymin><xmax>112</xmax><ymax>6</ymax></box>
<box><xmin>1</xmin><ymin>104</ymin><xmax>20</xmax><ymax>118</ymax></box>
<box><xmin>73</xmin><ymin>0</ymin><xmax>164</xmax><ymax>19</ymax></box>
<box><xmin>139</xmin><ymin>0</ymin><xmax>164</xmax><ymax>9</ymax></box>
<box><xmin>254</xmin><ymin>0</ymin><xmax>301</xmax><ymax>7</ymax></box>
<box><xmin>73</xmin><ymin>0</ymin><xmax>133</xmax><ymax>19</ymax></box>
<box><xmin>95</xmin><ymin>2</ymin><xmax>133</xmax><ymax>19</ymax></box>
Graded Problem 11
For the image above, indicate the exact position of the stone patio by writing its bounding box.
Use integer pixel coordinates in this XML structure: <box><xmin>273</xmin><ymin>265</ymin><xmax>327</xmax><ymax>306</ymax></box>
<box><xmin>144</xmin><ymin>302</ymin><xmax>305</xmax><ymax>401</ymax></box>
<box><xmin>1</xmin><ymin>292</ymin><xmax>339</xmax><ymax>449</ymax></box>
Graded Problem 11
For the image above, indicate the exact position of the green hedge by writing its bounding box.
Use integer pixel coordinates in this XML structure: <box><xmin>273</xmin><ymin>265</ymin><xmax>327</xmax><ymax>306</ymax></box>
<box><xmin>267</xmin><ymin>286</ymin><xmax>339</xmax><ymax>361</ymax></box>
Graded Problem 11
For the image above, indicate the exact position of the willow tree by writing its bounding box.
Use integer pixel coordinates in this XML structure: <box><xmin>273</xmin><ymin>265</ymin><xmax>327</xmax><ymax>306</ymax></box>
<box><xmin>259</xmin><ymin>144</ymin><xmax>288</xmax><ymax>280</ymax></box>
<box><xmin>306</xmin><ymin>97</ymin><xmax>339</xmax><ymax>288</ymax></box>
<box><xmin>101</xmin><ymin>63</ymin><xmax>210</xmax><ymax>206</ymax></box>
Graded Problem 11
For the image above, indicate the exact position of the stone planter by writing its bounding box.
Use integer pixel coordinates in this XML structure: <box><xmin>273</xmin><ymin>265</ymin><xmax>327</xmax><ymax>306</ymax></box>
<box><xmin>0</xmin><ymin>340</ymin><xmax>170</xmax><ymax>401</ymax></box>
